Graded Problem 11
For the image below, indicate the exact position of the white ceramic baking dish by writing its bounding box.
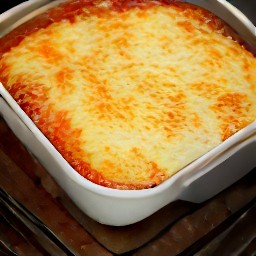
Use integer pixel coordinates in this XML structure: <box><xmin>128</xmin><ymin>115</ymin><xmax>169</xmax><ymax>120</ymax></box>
<box><xmin>0</xmin><ymin>0</ymin><xmax>256</xmax><ymax>226</ymax></box>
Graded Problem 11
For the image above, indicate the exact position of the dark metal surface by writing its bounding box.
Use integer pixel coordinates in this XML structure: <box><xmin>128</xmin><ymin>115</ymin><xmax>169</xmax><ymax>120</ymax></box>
<box><xmin>0</xmin><ymin>188</ymin><xmax>74</xmax><ymax>256</ymax></box>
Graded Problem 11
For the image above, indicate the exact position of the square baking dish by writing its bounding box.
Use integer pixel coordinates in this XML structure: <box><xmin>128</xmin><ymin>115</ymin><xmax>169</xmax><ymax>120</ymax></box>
<box><xmin>0</xmin><ymin>0</ymin><xmax>256</xmax><ymax>226</ymax></box>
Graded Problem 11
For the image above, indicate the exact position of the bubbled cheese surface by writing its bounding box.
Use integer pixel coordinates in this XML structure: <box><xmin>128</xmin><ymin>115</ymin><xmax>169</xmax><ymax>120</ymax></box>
<box><xmin>1</xmin><ymin>2</ymin><xmax>256</xmax><ymax>189</ymax></box>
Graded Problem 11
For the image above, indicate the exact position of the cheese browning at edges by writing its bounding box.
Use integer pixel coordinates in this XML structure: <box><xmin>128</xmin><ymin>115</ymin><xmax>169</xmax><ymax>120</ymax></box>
<box><xmin>0</xmin><ymin>0</ymin><xmax>255</xmax><ymax>189</ymax></box>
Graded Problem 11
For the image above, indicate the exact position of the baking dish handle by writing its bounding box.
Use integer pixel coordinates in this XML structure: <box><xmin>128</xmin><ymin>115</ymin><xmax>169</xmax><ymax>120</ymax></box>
<box><xmin>179</xmin><ymin>128</ymin><xmax>256</xmax><ymax>203</ymax></box>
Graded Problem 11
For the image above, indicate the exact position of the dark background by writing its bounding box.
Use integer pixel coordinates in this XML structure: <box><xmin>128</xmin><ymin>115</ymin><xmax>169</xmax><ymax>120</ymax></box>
<box><xmin>229</xmin><ymin>0</ymin><xmax>256</xmax><ymax>25</ymax></box>
<box><xmin>0</xmin><ymin>0</ymin><xmax>26</xmax><ymax>13</ymax></box>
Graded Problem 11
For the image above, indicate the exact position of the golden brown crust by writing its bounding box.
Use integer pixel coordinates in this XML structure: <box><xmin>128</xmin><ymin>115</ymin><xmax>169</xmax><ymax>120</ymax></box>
<box><xmin>0</xmin><ymin>0</ymin><xmax>244</xmax><ymax>58</ymax></box>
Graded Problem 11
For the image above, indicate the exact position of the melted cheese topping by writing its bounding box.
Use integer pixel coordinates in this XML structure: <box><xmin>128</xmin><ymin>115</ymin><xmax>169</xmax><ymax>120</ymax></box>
<box><xmin>0</xmin><ymin>2</ymin><xmax>256</xmax><ymax>189</ymax></box>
